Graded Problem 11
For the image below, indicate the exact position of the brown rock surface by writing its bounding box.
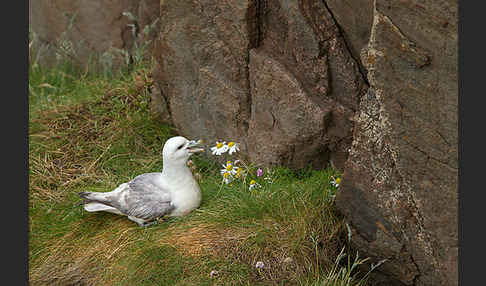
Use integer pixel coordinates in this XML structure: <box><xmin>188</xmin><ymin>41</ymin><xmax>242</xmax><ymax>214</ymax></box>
<box><xmin>336</xmin><ymin>1</ymin><xmax>458</xmax><ymax>285</ymax></box>
<box><xmin>247</xmin><ymin>49</ymin><xmax>333</xmax><ymax>169</ymax></box>
<box><xmin>324</xmin><ymin>0</ymin><xmax>374</xmax><ymax>75</ymax></box>
<box><xmin>152</xmin><ymin>0</ymin><xmax>366</xmax><ymax>170</ymax></box>
<box><xmin>153</xmin><ymin>0</ymin><xmax>251</xmax><ymax>150</ymax></box>
<box><xmin>246</xmin><ymin>0</ymin><xmax>367</xmax><ymax>169</ymax></box>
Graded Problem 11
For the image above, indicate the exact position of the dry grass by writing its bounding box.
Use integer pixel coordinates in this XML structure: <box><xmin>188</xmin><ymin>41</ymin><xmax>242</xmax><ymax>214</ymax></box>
<box><xmin>29</xmin><ymin>70</ymin><xmax>160</xmax><ymax>202</ymax></box>
<box><xmin>161</xmin><ymin>223</ymin><xmax>231</xmax><ymax>257</ymax></box>
<box><xmin>30</xmin><ymin>217</ymin><xmax>148</xmax><ymax>286</ymax></box>
<box><xmin>30</xmin><ymin>105</ymin><xmax>112</xmax><ymax>201</ymax></box>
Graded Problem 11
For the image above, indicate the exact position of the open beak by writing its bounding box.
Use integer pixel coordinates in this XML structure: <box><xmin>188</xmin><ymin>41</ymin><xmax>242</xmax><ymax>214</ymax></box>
<box><xmin>187</xmin><ymin>139</ymin><xmax>204</xmax><ymax>154</ymax></box>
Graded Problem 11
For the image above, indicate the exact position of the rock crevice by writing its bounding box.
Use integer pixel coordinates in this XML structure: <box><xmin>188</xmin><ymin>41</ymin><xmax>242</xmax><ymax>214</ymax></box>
<box><xmin>319</xmin><ymin>0</ymin><xmax>370</xmax><ymax>86</ymax></box>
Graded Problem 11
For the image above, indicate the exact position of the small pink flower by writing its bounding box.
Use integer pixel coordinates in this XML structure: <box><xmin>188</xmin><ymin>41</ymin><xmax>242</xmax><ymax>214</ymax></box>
<box><xmin>256</xmin><ymin>168</ymin><xmax>263</xmax><ymax>177</ymax></box>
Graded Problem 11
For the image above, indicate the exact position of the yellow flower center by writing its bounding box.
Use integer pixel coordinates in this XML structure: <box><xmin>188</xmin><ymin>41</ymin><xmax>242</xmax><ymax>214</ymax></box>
<box><xmin>226</xmin><ymin>164</ymin><xmax>233</xmax><ymax>171</ymax></box>
<box><xmin>228</xmin><ymin>142</ymin><xmax>235</xmax><ymax>147</ymax></box>
<box><xmin>216</xmin><ymin>142</ymin><xmax>223</xmax><ymax>149</ymax></box>
<box><xmin>236</xmin><ymin>168</ymin><xmax>242</xmax><ymax>177</ymax></box>
<box><xmin>223</xmin><ymin>172</ymin><xmax>230</xmax><ymax>178</ymax></box>
<box><xmin>335</xmin><ymin>178</ymin><xmax>341</xmax><ymax>184</ymax></box>
<box><xmin>250</xmin><ymin>180</ymin><xmax>256</xmax><ymax>185</ymax></box>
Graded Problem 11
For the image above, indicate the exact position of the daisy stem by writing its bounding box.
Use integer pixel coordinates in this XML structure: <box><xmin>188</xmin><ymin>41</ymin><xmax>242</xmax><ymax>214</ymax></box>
<box><xmin>217</xmin><ymin>178</ymin><xmax>224</xmax><ymax>195</ymax></box>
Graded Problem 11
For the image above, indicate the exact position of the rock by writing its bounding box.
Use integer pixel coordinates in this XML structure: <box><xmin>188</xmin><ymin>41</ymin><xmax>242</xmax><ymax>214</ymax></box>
<box><xmin>247</xmin><ymin>49</ymin><xmax>331</xmax><ymax>169</ymax></box>
<box><xmin>149</xmin><ymin>64</ymin><xmax>172</xmax><ymax>124</ymax></box>
<box><xmin>324</xmin><ymin>0</ymin><xmax>374</xmax><ymax>75</ymax></box>
<box><xmin>336</xmin><ymin>1</ymin><xmax>458</xmax><ymax>285</ymax></box>
<box><xmin>246</xmin><ymin>0</ymin><xmax>366</xmax><ymax>170</ymax></box>
<box><xmin>29</xmin><ymin>0</ymin><xmax>155</xmax><ymax>71</ymax></box>
<box><xmin>153</xmin><ymin>0</ymin><xmax>251</xmax><ymax>151</ymax></box>
<box><xmin>152</xmin><ymin>0</ymin><xmax>366</xmax><ymax>170</ymax></box>
<box><xmin>247</xmin><ymin>49</ymin><xmax>351</xmax><ymax>170</ymax></box>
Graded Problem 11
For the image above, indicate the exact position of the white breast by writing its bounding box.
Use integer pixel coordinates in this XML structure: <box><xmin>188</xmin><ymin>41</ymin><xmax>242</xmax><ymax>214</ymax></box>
<box><xmin>156</xmin><ymin>169</ymin><xmax>202</xmax><ymax>217</ymax></box>
<box><xmin>169</xmin><ymin>179</ymin><xmax>202</xmax><ymax>216</ymax></box>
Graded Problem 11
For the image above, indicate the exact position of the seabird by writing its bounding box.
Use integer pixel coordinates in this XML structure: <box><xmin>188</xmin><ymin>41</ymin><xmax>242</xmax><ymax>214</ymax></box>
<box><xmin>78</xmin><ymin>136</ymin><xmax>204</xmax><ymax>227</ymax></box>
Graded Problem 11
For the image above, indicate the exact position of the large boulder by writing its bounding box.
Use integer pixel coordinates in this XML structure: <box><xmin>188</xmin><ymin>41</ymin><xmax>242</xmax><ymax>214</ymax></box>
<box><xmin>152</xmin><ymin>0</ymin><xmax>366</xmax><ymax>170</ymax></box>
<box><xmin>335</xmin><ymin>1</ymin><xmax>458</xmax><ymax>285</ymax></box>
<box><xmin>246</xmin><ymin>0</ymin><xmax>367</xmax><ymax>169</ymax></box>
<box><xmin>152</xmin><ymin>0</ymin><xmax>252</xmax><ymax>152</ymax></box>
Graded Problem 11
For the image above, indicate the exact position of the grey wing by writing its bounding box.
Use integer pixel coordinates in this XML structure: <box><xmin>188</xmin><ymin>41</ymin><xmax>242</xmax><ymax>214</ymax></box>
<box><xmin>120</xmin><ymin>174</ymin><xmax>173</xmax><ymax>220</ymax></box>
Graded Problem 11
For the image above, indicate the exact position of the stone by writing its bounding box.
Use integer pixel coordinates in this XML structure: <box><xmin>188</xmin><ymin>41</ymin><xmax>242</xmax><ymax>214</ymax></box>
<box><xmin>149</xmin><ymin>63</ymin><xmax>173</xmax><ymax>124</ymax></box>
<box><xmin>152</xmin><ymin>0</ymin><xmax>366</xmax><ymax>170</ymax></box>
<box><xmin>152</xmin><ymin>0</ymin><xmax>251</xmax><ymax>152</ymax></box>
<box><xmin>245</xmin><ymin>0</ymin><xmax>366</xmax><ymax>170</ymax></box>
<box><xmin>247</xmin><ymin>49</ymin><xmax>332</xmax><ymax>169</ymax></box>
<box><xmin>336</xmin><ymin>1</ymin><xmax>458</xmax><ymax>285</ymax></box>
<box><xmin>324</xmin><ymin>0</ymin><xmax>374</xmax><ymax>75</ymax></box>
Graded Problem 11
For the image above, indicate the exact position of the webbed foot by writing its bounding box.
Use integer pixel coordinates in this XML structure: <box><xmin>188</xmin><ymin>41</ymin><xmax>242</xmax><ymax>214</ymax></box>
<box><xmin>140</xmin><ymin>220</ymin><xmax>158</xmax><ymax>227</ymax></box>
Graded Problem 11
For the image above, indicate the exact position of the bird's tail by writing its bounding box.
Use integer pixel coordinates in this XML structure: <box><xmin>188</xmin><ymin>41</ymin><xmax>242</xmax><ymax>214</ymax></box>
<box><xmin>78</xmin><ymin>191</ymin><xmax>99</xmax><ymax>204</ymax></box>
<box><xmin>77</xmin><ymin>191</ymin><xmax>119</xmax><ymax>213</ymax></box>
<box><xmin>78</xmin><ymin>191</ymin><xmax>116</xmax><ymax>206</ymax></box>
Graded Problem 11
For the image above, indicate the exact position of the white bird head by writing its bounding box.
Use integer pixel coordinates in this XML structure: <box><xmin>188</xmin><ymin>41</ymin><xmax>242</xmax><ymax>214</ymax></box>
<box><xmin>162</xmin><ymin>136</ymin><xmax>204</xmax><ymax>166</ymax></box>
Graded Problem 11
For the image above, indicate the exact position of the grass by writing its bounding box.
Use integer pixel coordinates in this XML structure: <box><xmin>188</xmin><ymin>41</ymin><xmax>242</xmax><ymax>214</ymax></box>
<box><xmin>29</xmin><ymin>60</ymin><xmax>379</xmax><ymax>285</ymax></box>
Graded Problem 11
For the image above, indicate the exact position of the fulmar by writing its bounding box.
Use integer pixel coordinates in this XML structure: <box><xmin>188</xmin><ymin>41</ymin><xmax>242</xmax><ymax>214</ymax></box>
<box><xmin>78</xmin><ymin>136</ymin><xmax>204</xmax><ymax>227</ymax></box>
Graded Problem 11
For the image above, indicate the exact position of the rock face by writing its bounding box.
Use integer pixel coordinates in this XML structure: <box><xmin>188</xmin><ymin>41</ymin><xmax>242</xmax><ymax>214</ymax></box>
<box><xmin>324</xmin><ymin>0</ymin><xmax>374</xmax><ymax>76</ymax></box>
<box><xmin>152</xmin><ymin>0</ymin><xmax>252</xmax><ymax>153</ymax></box>
<box><xmin>335</xmin><ymin>1</ymin><xmax>458</xmax><ymax>285</ymax></box>
<box><xmin>152</xmin><ymin>0</ymin><xmax>366</xmax><ymax>170</ymax></box>
<box><xmin>29</xmin><ymin>0</ymin><xmax>159</xmax><ymax>71</ymax></box>
<box><xmin>245</xmin><ymin>0</ymin><xmax>367</xmax><ymax>170</ymax></box>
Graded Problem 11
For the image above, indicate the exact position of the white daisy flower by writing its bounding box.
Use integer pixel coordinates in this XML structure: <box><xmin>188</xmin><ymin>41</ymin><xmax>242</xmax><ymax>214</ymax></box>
<box><xmin>227</xmin><ymin>141</ymin><xmax>239</xmax><ymax>155</ymax></box>
<box><xmin>221</xmin><ymin>161</ymin><xmax>238</xmax><ymax>176</ymax></box>
<box><xmin>211</xmin><ymin>141</ymin><xmax>229</xmax><ymax>156</ymax></box>
<box><xmin>221</xmin><ymin>171</ymin><xmax>234</xmax><ymax>184</ymax></box>
<box><xmin>331</xmin><ymin>177</ymin><xmax>341</xmax><ymax>188</ymax></box>
<box><xmin>249</xmin><ymin>179</ymin><xmax>261</xmax><ymax>191</ymax></box>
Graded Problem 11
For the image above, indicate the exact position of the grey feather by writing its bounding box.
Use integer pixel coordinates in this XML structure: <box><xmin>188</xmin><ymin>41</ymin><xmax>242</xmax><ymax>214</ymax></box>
<box><xmin>111</xmin><ymin>173</ymin><xmax>173</xmax><ymax>220</ymax></box>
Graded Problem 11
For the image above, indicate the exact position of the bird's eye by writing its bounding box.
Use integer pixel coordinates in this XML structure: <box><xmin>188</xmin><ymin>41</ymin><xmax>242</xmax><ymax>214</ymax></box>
<box><xmin>177</xmin><ymin>144</ymin><xmax>184</xmax><ymax>150</ymax></box>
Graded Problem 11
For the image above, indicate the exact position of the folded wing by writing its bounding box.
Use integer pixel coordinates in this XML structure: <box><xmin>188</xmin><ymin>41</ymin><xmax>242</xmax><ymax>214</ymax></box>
<box><xmin>120</xmin><ymin>174</ymin><xmax>174</xmax><ymax>220</ymax></box>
